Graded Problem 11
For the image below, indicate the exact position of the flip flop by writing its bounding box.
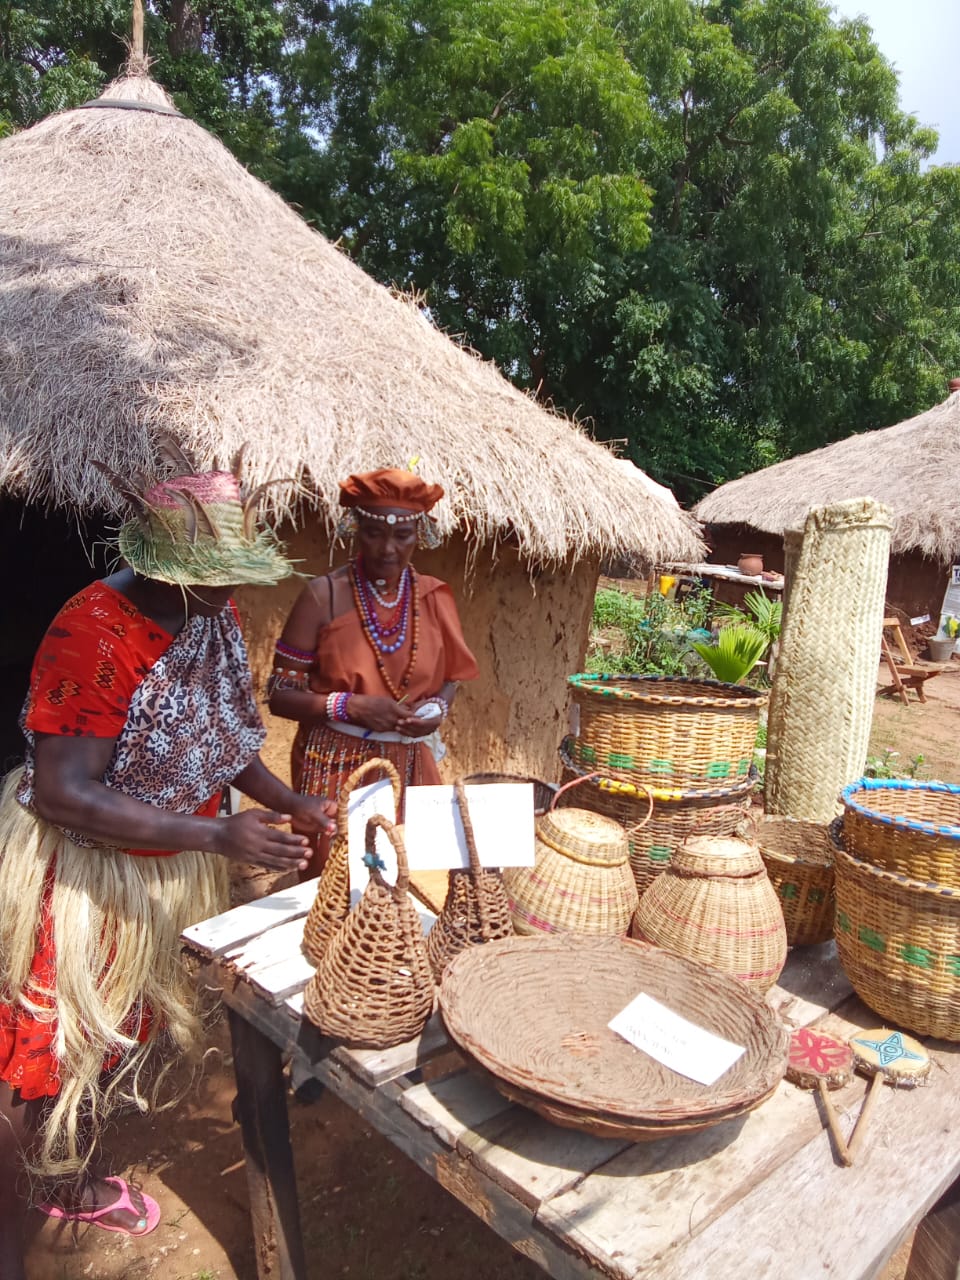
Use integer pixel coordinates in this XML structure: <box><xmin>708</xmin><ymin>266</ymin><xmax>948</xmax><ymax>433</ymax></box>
<box><xmin>37</xmin><ymin>1175</ymin><xmax>161</xmax><ymax>1237</ymax></box>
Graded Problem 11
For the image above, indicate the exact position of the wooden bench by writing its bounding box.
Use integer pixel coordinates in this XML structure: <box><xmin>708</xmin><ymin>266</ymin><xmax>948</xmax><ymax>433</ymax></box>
<box><xmin>879</xmin><ymin>617</ymin><xmax>945</xmax><ymax>705</ymax></box>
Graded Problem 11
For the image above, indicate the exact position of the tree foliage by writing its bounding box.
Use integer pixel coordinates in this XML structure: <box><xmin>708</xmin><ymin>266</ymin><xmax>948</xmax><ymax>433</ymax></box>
<box><xmin>2</xmin><ymin>0</ymin><xmax>959</xmax><ymax>499</ymax></box>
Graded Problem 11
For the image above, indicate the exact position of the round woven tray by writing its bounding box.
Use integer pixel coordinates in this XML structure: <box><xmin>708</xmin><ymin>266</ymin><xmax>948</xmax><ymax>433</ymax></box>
<box><xmin>440</xmin><ymin>935</ymin><xmax>788</xmax><ymax>1140</ymax></box>
<box><xmin>840</xmin><ymin>780</ymin><xmax>960</xmax><ymax>888</ymax></box>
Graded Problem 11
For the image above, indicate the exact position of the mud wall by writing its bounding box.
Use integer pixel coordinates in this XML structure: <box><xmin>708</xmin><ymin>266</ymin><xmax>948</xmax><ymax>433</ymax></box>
<box><xmin>235</xmin><ymin>522</ymin><xmax>600</xmax><ymax>789</ymax></box>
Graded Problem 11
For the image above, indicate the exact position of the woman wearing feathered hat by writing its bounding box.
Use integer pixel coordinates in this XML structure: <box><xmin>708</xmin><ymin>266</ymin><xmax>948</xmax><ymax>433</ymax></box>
<box><xmin>0</xmin><ymin>449</ymin><xmax>335</xmax><ymax>1277</ymax></box>
<box><xmin>269</xmin><ymin>467</ymin><xmax>479</xmax><ymax>857</ymax></box>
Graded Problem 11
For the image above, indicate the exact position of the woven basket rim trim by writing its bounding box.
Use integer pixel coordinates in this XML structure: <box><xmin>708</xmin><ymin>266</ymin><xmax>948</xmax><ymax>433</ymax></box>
<box><xmin>841</xmin><ymin>778</ymin><xmax>960</xmax><ymax>839</ymax></box>
<box><xmin>568</xmin><ymin>673</ymin><xmax>767</xmax><ymax>707</ymax></box>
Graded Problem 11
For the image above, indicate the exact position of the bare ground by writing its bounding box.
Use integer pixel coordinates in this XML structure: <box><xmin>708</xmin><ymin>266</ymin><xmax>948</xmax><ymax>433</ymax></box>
<box><xmin>24</xmin><ymin>664</ymin><xmax>960</xmax><ymax>1280</ymax></box>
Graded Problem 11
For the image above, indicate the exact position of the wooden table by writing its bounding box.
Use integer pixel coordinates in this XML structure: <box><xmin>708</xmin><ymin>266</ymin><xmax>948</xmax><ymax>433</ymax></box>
<box><xmin>182</xmin><ymin>882</ymin><xmax>960</xmax><ymax>1280</ymax></box>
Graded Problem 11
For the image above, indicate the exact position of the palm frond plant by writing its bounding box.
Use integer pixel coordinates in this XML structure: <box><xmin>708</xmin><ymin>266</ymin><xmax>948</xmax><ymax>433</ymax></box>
<box><xmin>692</xmin><ymin>625</ymin><xmax>768</xmax><ymax>685</ymax></box>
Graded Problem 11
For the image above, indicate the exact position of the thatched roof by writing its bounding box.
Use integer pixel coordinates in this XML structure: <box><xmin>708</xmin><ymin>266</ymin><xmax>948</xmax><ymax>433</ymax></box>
<box><xmin>0</xmin><ymin>74</ymin><xmax>702</xmax><ymax>567</ymax></box>
<box><xmin>694</xmin><ymin>390</ymin><xmax>960</xmax><ymax>560</ymax></box>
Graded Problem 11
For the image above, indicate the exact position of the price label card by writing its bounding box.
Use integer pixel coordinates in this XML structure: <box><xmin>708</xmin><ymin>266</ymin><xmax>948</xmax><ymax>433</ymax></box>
<box><xmin>403</xmin><ymin>784</ymin><xmax>536</xmax><ymax>871</ymax></box>
<box><xmin>608</xmin><ymin>992</ymin><xmax>745</xmax><ymax>1086</ymax></box>
<box><xmin>346</xmin><ymin>778</ymin><xmax>398</xmax><ymax>895</ymax></box>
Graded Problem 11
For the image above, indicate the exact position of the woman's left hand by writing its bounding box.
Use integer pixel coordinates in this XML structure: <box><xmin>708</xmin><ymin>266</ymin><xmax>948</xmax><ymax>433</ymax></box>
<box><xmin>289</xmin><ymin>795</ymin><xmax>337</xmax><ymax>834</ymax></box>
<box><xmin>396</xmin><ymin>713</ymin><xmax>442</xmax><ymax>737</ymax></box>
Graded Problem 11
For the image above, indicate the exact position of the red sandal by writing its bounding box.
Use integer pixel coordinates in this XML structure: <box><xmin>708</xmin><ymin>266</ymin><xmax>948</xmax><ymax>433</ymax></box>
<box><xmin>37</xmin><ymin>1176</ymin><xmax>161</xmax><ymax>1237</ymax></box>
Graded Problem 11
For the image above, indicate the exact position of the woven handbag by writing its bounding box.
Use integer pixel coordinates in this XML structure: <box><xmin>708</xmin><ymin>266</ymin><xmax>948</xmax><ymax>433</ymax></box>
<box><xmin>301</xmin><ymin>757</ymin><xmax>403</xmax><ymax>966</ymax></box>
<box><xmin>503</xmin><ymin>777</ymin><xmax>643</xmax><ymax>936</ymax></box>
<box><xmin>834</xmin><ymin>836</ymin><xmax>960</xmax><ymax>1040</ymax></box>
<box><xmin>567</xmin><ymin>673</ymin><xmax>766</xmax><ymax>792</ymax></box>
<box><xmin>632</xmin><ymin>835</ymin><xmax>787</xmax><ymax>991</ymax></box>
<box><xmin>425</xmin><ymin>779</ymin><xmax>514</xmax><ymax>982</ymax></box>
<box><xmin>303</xmin><ymin>815</ymin><xmax>435</xmax><ymax>1048</ymax></box>
<box><xmin>840</xmin><ymin>780</ymin><xmax>960</xmax><ymax>888</ymax></box>
<box><xmin>558</xmin><ymin>737</ymin><xmax>756</xmax><ymax>895</ymax></box>
<box><xmin>755</xmin><ymin>814</ymin><xmax>835</xmax><ymax>946</ymax></box>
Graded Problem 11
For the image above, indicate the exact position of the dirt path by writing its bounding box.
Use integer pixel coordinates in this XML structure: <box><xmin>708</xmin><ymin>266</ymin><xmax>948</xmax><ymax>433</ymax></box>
<box><xmin>25</xmin><ymin>665</ymin><xmax>959</xmax><ymax>1279</ymax></box>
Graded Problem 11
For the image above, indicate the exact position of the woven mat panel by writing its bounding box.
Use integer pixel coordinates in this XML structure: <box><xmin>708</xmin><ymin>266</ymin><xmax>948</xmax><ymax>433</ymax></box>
<box><xmin>439</xmin><ymin>934</ymin><xmax>789</xmax><ymax>1139</ymax></box>
<box><xmin>834</xmin><ymin>842</ymin><xmax>960</xmax><ymax>1040</ymax></box>
<box><xmin>303</xmin><ymin>815</ymin><xmax>434</xmax><ymax>1048</ymax></box>
<box><xmin>302</xmin><ymin>757</ymin><xmax>402</xmax><ymax>965</ymax></box>
<box><xmin>633</xmin><ymin>836</ymin><xmax>787</xmax><ymax>991</ymax></box>
<box><xmin>764</xmin><ymin>499</ymin><xmax>892</xmax><ymax>822</ymax></box>
<box><xmin>425</xmin><ymin>780</ymin><xmax>513</xmax><ymax>982</ymax></box>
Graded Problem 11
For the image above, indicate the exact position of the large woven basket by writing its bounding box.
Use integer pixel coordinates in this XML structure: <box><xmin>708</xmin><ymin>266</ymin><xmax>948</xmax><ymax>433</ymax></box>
<box><xmin>632</xmin><ymin>835</ymin><xmax>787</xmax><ymax>991</ymax></box>
<box><xmin>301</xmin><ymin>758</ymin><xmax>402</xmax><ymax>966</ymax></box>
<box><xmin>303</xmin><ymin>815</ymin><xmax>435</xmax><ymax>1048</ymax></box>
<box><xmin>754</xmin><ymin>814</ymin><xmax>835</xmax><ymax>947</ymax></box>
<box><xmin>567</xmin><ymin>673</ymin><xmax>766</xmax><ymax>792</ymax></box>
<box><xmin>840</xmin><ymin>780</ymin><xmax>960</xmax><ymax>888</ymax></box>
<box><xmin>834</xmin><ymin>838</ymin><xmax>960</xmax><ymax>1040</ymax></box>
<box><xmin>558</xmin><ymin>737</ymin><xmax>756</xmax><ymax>894</ymax></box>
<box><xmin>425</xmin><ymin>780</ymin><xmax>514</xmax><ymax>981</ymax></box>
<box><xmin>503</xmin><ymin>779</ymin><xmax>640</xmax><ymax>936</ymax></box>
<box><xmin>440</xmin><ymin>934</ymin><xmax>789</xmax><ymax>1140</ymax></box>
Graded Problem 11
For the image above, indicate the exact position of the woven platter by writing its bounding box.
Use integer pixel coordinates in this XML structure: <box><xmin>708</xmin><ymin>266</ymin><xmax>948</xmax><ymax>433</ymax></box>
<box><xmin>440</xmin><ymin>935</ymin><xmax>789</xmax><ymax>1140</ymax></box>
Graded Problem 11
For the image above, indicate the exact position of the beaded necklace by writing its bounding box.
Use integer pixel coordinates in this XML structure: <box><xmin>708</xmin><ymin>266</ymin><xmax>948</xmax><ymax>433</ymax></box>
<box><xmin>349</xmin><ymin>560</ymin><xmax>420</xmax><ymax>700</ymax></box>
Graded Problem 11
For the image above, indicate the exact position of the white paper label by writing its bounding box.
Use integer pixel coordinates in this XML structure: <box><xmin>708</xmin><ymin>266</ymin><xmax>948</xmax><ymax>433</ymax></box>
<box><xmin>910</xmin><ymin>614</ymin><xmax>931</xmax><ymax>626</ymax></box>
<box><xmin>403</xmin><ymin>784</ymin><xmax>536</xmax><ymax>871</ymax></box>
<box><xmin>608</xmin><ymin>992</ymin><xmax>746</xmax><ymax>1086</ymax></box>
<box><xmin>347</xmin><ymin>778</ymin><xmax>398</xmax><ymax>894</ymax></box>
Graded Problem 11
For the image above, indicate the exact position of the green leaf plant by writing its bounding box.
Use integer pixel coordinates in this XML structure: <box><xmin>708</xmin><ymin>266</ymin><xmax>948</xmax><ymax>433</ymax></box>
<box><xmin>692</xmin><ymin>625</ymin><xmax>767</xmax><ymax>685</ymax></box>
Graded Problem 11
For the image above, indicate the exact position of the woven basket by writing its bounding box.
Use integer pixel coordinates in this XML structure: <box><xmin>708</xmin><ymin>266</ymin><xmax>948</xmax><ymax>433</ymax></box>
<box><xmin>841</xmin><ymin>780</ymin><xmax>960</xmax><ymax>888</ymax></box>
<box><xmin>463</xmin><ymin>772</ymin><xmax>557</xmax><ymax>816</ymax></box>
<box><xmin>754</xmin><ymin>814</ymin><xmax>835</xmax><ymax>947</ymax></box>
<box><xmin>834</xmin><ymin>839</ymin><xmax>960</xmax><ymax>1040</ymax></box>
<box><xmin>425</xmin><ymin>780</ymin><xmax>514</xmax><ymax>982</ymax></box>
<box><xmin>440</xmin><ymin>934</ymin><xmax>789</xmax><ymax>1140</ymax></box>
<box><xmin>301</xmin><ymin>757</ymin><xmax>402</xmax><ymax>966</ymax></box>
<box><xmin>567</xmin><ymin>673</ymin><xmax>766</xmax><ymax>792</ymax></box>
<box><xmin>303</xmin><ymin>815</ymin><xmax>435</xmax><ymax>1048</ymax></box>
<box><xmin>502</xmin><ymin>778</ymin><xmax>641</xmax><ymax>936</ymax></box>
<box><xmin>558</xmin><ymin>737</ymin><xmax>756</xmax><ymax>895</ymax></box>
<box><xmin>632</xmin><ymin>835</ymin><xmax>787</xmax><ymax>991</ymax></box>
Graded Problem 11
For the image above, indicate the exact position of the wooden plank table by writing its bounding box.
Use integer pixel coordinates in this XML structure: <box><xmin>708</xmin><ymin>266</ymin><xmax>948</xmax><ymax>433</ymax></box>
<box><xmin>182</xmin><ymin>882</ymin><xmax>960</xmax><ymax>1280</ymax></box>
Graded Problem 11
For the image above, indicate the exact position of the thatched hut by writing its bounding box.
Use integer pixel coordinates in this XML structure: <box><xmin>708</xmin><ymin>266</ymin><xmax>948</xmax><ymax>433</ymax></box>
<box><xmin>694</xmin><ymin>387</ymin><xmax>960</xmax><ymax>625</ymax></box>
<box><xmin>0</xmin><ymin>72</ymin><xmax>702</xmax><ymax>779</ymax></box>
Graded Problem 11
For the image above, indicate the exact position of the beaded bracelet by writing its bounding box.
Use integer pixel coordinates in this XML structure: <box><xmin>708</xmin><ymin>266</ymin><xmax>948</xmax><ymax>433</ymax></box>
<box><xmin>266</xmin><ymin>667</ymin><xmax>310</xmax><ymax>696</ymax></box>
<box><xmin>433</xmin><ymin>696</ymin><xmax>450</xmax><ymax>721</ymax></box>
<box><xmin>275</xmin><ymin>638</ymin><xmax>315</xmax><ymax>665</ymax></box>
<box><xmin>325</xmin><ymin>691</ymin><xmax>353</xmax><ymax>723</ymax></box>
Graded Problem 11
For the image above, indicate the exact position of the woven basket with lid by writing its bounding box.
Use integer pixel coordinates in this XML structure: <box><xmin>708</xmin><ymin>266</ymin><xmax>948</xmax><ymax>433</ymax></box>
<box><xmin>301</xmin><ymin>758</ymin><xmax>402</xmax><ymax>966</ymax></box>
<box><xmin>425</xmin><ymin>779</ymin><xmax>514</xmax><ymax>981</ymax></box>
<box><xmin>632</xmin><ymin>835</ymin><xmax>787</xmax><ymax>991</ymax></box>
<box><xmin>503</xmin><ymin>779</ymin><xmax>639</xmax><ymax>935</ymax></box>
<box><xmin>303</xmin><ymin>815</ymin><xmax>435</xmax><ymax>1048</ymax></box>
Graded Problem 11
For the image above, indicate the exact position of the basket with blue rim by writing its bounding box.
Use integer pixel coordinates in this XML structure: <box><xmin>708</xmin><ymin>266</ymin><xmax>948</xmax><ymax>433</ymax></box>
<box><xmin>567</xmin><ymin>673</ymin><xmax>767</xmax><ymax>794</ymax></box>
<box><xmin>840</xmin><ymin>779</ymin><xmax>960</xmax><ymax>889</ymax></box>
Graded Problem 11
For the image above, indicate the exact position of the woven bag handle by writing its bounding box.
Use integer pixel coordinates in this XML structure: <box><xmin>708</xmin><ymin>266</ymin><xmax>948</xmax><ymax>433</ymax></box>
<box><xmin>550</xmin><ymin>772</ymin><xmax>654</xmax><ymax>836</ymax></box>
<box><xmin>364</xmin><ymin>813</ymin><xmax>410</xmax><ymax>899</ymax></box>
<box><xmin>337</xmin><ymin>757</ymin><xmax>403</xmax><ymax>838</ymax></box>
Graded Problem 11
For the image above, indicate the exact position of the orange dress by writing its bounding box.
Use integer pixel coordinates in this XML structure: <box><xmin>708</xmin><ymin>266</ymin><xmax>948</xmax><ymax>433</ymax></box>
<box><xmin>292</xmin><ymin>573</ymin><xmax>479</xmax><ymax>814</ymax></box>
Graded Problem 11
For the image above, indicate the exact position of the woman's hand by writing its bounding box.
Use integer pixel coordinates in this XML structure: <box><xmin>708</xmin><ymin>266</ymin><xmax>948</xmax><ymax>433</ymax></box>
<box><xmin>289</xmin><ymin>795</ymin><xmax>337</xmax><ymax>835</ymax></box>
<box><xmin>347</xmin><ymin>694</ymin><xmax>412</xmax><ymax>732</ymax></box>
<box><xmin>212</xmin><ymin>810</ymin><xmax>313</xmax><ymax>871</ymax></box>
<box><xmin>395</xmin><ymin>711</ymin><xmax>442</xmax><ymax>737</ymax></box>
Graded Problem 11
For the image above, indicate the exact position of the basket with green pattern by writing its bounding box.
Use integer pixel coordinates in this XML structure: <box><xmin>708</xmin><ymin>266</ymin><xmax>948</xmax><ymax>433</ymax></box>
<box><xmin>558</xmin><ymin>738</ymin><xmax>756</xmax><ymax>895</ymax></box>
<box><xmin>567</xmin><ymin>673</ymin><xmax>766</xmax><ymax>793</ymax></box>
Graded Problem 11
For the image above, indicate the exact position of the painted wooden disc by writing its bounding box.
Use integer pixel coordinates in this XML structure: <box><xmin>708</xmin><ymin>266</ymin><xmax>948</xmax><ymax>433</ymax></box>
<box><xmin>849</xmin><ymin>1029</ymin><xmax>931</xmax><ymax>1087</ymax></box>
<box><xmin>786</xmin><ymin>1027</ymin><xmax>853</xmax><ymax>1090</ymax></box>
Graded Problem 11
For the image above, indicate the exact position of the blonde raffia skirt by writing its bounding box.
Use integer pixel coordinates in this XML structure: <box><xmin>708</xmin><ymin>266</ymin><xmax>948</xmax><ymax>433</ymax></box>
<box><xmin>0</xmin><ymin>768</ymin><xmax>228</xmax><ymax>1176</ymax></box>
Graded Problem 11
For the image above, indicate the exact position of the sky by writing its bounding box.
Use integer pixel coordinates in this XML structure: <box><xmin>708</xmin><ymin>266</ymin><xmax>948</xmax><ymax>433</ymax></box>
<box><xmin>830</xmin><ymin>0</ymin><xmax>960</xmax><ymax>165</ymax></box>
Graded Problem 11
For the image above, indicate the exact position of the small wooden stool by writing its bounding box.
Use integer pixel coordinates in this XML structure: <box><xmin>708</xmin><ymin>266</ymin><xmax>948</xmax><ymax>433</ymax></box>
<box><xmin>879</xmin><ymin>617</ymin><xmax>945</xmax><ymax>705</ymax></box>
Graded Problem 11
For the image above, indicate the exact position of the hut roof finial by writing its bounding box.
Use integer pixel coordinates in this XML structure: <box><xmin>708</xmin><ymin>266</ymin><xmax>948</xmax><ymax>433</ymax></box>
<box><xmin>125</xmin><ymin>0</ymin><xmax>150</xmax><ymax>76</ymax></box>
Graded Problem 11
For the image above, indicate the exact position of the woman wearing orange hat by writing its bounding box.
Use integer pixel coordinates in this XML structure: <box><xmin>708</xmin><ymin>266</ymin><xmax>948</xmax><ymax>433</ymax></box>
<box><xmin>269</xmin><ymin>468</ymin><xmax>479</xmax><ymax>857</ymax></box>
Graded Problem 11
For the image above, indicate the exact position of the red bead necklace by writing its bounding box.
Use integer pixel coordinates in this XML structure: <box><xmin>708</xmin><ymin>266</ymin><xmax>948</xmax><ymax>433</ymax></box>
<box><xmin>349</xmin><ymin>559</ymin><xmax>420</xmax><ymax>700</ymax></box>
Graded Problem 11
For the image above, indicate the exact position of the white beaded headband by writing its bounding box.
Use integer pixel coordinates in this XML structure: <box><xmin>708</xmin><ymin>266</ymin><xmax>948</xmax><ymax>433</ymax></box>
<box><xmin>355</xmin><ymin>504</ymin><xmax>423</xmax><ymax>526</ymax></box>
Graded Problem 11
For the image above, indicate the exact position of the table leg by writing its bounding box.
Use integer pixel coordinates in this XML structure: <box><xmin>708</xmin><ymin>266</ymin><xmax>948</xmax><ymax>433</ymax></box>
<box><xmin>227</xmin><ymin>1005</ymin><xmax>308</xmax><ymax>1280</ymax></box>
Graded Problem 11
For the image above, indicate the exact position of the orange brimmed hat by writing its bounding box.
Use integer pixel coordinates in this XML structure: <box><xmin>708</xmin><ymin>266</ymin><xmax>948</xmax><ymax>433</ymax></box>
<box><xmin>339</xmin><ymin>469</ymin><xmax>444</xmax><ymax>514</ymax></box>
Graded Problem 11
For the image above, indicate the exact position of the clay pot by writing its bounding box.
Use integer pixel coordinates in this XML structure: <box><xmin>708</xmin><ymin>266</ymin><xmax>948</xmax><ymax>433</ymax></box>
<box><xmin>737</xmin><ymin>553</ymin><xmax>764</xmax><ymax>576</ymax></box>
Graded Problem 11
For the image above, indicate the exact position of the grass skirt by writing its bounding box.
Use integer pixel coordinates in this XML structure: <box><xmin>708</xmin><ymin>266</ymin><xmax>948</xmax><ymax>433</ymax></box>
<box><xmin>0</xmin><ymin>769</ymin><xmax>228</xmax><ymax>1176</ymax></box>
